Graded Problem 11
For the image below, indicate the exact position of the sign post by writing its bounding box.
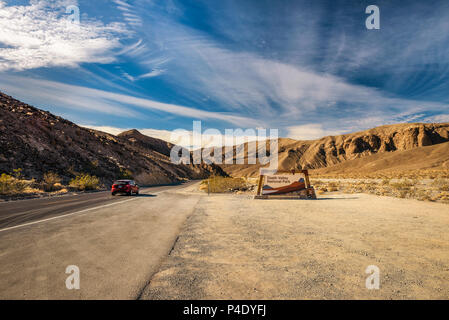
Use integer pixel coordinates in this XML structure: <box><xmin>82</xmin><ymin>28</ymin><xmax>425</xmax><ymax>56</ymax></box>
<box><xmin>255</xmin><ymin>169</ymin><xmax>317</xmax><ymax>200</ymax></box>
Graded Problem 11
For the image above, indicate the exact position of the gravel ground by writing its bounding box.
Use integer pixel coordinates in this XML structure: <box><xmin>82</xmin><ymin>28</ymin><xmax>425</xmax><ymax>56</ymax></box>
<box><xmin>140</xmin><ymin>191</ymin><xmax>449</xmax><ymax>300</ymax></box>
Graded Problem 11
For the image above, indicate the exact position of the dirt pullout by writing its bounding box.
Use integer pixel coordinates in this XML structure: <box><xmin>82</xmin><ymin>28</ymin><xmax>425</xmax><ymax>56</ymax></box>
<box><xmin>140</xmin><ymin>193</ymin><xmax>449</xmax><ymax>299</ymax></box>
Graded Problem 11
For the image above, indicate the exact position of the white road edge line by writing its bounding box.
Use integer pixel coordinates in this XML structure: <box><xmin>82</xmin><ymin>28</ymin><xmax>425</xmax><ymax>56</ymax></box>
<box><xmin>0</xmin><ymin>191</ymin><xmax>163</xmax><ymax>234</ymax></box>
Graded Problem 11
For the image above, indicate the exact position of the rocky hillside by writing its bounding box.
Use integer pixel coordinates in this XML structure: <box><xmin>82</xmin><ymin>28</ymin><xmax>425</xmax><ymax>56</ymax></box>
<box><xmin>0</xmin><ymin>92</ymin><xmax>222</xmax><ymax>185</ymax></box>
<box><xmin>311</xmin><ymin>140</ymin><xmax>449</xmax><ymax>175</ymax></box>
<box><xmin>220</xmin><ymin>123</ymin><xmax>449</xmax><ymax>177</ymax></box>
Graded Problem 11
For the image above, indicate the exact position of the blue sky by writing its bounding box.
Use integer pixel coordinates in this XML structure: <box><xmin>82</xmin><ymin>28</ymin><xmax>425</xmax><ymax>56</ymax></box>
<box><xmin>1</xmin><ymin>0</ymin><xmax>449</xmax><ymax>142</ymax></box>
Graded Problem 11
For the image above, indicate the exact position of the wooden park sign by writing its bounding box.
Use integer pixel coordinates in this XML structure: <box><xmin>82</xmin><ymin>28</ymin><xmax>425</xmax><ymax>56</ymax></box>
<box><xmin>255</xmin><ymin>169</ymin><xmax>317</xmax><ymax>199</ymax></box>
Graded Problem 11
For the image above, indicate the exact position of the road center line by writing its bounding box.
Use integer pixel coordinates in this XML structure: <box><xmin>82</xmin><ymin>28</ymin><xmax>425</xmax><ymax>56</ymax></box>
<box><xmin>0</xmin><ymin>191</ymin><xmax>163</xmax><ymax>234</ymax></box>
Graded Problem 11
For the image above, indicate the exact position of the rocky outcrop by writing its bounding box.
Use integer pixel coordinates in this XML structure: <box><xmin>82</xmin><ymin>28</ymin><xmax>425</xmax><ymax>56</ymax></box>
<box><xmin>220</xmin><ymin>123</ymin><xmax>449</xmax><ymax>177</ymax></box>
<box><xmin>292</xmin><ymin>123</ymin><xmax>449</xmax><ymax>169</ymax></box>
<box><xmin>0</xmin><ymin>91</ymin><xmax>222</xmax><ymax>185</ymax></box>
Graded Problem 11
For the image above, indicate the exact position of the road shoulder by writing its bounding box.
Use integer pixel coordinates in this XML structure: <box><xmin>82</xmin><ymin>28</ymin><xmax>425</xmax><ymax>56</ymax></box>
<box><xmin>140</xmin><ymin>193</ymin><xmax>449</xmax><ymax>299</ymax></box>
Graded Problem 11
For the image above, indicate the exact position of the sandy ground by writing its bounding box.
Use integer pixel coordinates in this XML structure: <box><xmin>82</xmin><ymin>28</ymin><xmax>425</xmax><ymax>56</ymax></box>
<box><xmin>141</xmin><ymin>189</ymin><xmax>449</xmax><ymax>300</ymax></box>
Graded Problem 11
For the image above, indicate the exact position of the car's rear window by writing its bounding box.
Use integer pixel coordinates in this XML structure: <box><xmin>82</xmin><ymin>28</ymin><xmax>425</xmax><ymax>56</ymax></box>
<box><xmin>113</xmin><ymin>181</ymin><xmax>129</xmax><ymax>185</ymax></box>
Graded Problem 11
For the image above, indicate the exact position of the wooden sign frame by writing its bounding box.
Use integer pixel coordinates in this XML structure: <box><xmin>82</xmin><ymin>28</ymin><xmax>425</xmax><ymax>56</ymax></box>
<box><xmin>255</xmin><ymin>169</ymin><xmax>317</xmax><ymax>199</ymax></box>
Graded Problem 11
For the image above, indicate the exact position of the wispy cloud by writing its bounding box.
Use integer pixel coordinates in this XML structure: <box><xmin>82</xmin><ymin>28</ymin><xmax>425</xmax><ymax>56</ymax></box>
<box><xmin>0</xmin><ymin>75</ymin><xmax>257</xmax><ymax>126</ymax></box>
<box><xmin>0</xmin><ymin>0</ymin><xmax>127</xmax><ymax>71</ymax></box>
<box><xmin>130</xmin><ymin>4</ymin><xmax>449</xmax><ymax>133</ymax></box>
<box><xmin>287</xmin><ymin>124</ymin><xmax>344</xmax><ymax>141</ymax></box>
<box><xmin>113</xmin><ymin>0</ymin><xmax>142</xmax><ymax>27</ymax></box>
<box><xmin>122</xmin><ymin>68</ymin><xmax>166</xmax><ymax>82</ymax></box>
<box><xmin>2</xmin><ymin>0</ymin><xmax>449</xmax><ymax>138</ymax></box>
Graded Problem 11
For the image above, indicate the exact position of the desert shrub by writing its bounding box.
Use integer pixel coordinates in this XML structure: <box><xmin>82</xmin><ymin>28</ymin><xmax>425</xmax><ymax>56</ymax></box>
<box><xmin>0</xmin><ymin>173</ymin><xmax>15</xmax><ymax>195</ymax></box>
<box><xmin>398</xmin><ymin>190</ymin><xmax>408</xmax><ymax>198</ymax></box>
<box><xmin>415</xmin><ymin>189</ymin><xmax>432</xmax><ymax>202</ymax></box>
<box><xmin>328</xmin><ymin>182</ymin><xmax>339</xmax><ymax>192</ymax></box>
<box><xmin>69</xmin><ymin>173</ymin><xmax>100</xmax><ymax>191</ymax></box>
<box><xmin>0</xmin><ymin>173</ymin><xmax>27</xmax><ymax>195</ymax></box>
<box><xmin>434</xmin><ymin>192</ymin><xmax>449</xmax><ymax>201</ymax></box>
<box><xmin>202</xmin><ymin>176</ymin><xmax>247</xmax><ymax>193</ymax></box>
<box><xmin>431</xmin><ymin>178</ymin><xmax>449</xmax><ymax>192</ymax></box>
<box><xmin>391</xmin><ymin>179</ymin><xmax>414</xmax><ymax>191</ymax></box>
<box><xmin>12</xmin><ymin>168</ymin><xmax>24</xmax><ymax>179</ymax></box>
<box><xmin>119</xmin><ymin>168</ymin><xmax>133</xmax><ymax>180</ymax></box>
<box><xmin>42</xmin><ymin>172</ymin><xmax>62</xmax><ymax>192</ymax></box>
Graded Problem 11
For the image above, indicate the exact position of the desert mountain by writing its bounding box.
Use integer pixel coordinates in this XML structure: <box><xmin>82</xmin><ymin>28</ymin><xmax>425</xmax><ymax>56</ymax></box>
<box><xmin>0</xmin><ymin>91</ymin><xmax>222</xmax><ymax>185</ymax></box>
<box><xmin>118</xmin><ymin>129</ymin><xmax>173</xmax><ymax>157</ymax></box>
<box><xmin>219</xmin><ymin>123</ymin><xmax>449</xmax><ymax>177</ymax></box>
<box><xmin>312</xmin><ymin>140</ymin><xmax>449</xmax><ymax>175</ymax></box>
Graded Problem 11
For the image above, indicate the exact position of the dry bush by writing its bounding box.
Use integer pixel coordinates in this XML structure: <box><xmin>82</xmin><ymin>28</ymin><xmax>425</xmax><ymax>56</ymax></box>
<box><xmin>398</xmin><ymin>190</ymin><xmax>408</xmax><ymax>198</ymax></box>
<box><xmin>42</xmin><ymin>172</ymin><xmax>62</xmax><ymax>192</ymax></box>
<box><xmin>201</xmin><ymin>177</ymin><xmax>249</xmax><ymax>193</ymax></box>
<box><xmin>433</xmin><ymin>192</ymin><xmax>449</xmax><ymax>201</ymax></box>
<box><xmin>0</xmin><ymin>173</ymin><xmax>28</xmax><ymax>195</ymax></box>
<box><xmin>390</xmin><ymin>179</ymin><xmax>414</xmax><ymax>191</ymax></box>
<box><xmin>311</xmin><ymin>179</ymin><xmax>323</xmax><ymax>186</ymax></box>
<box><xmin>431</xmin><ymin>178</ymin><xmax>449</xmax><ymax>192</ymax></box>
<box><xmin>328</xmin><ymin>182</ymin><xmax>339</xmax><ymax>192</ymax></box>
<box><xmin>69</xmin><ymin>173</ymin><xmax>100</xmax><ymax>191</ymax></box>
<box><xmin>415</xmin><ymin>189</ymin><xmax>432</xmax><ymax>202</ymax></box>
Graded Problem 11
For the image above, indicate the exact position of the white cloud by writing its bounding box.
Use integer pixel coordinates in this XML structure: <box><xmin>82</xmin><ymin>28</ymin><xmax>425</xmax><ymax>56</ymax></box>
<box><xmin>0</xmin><ymin>0</ymin><xmax>127</xmax><ymax>71</ymax></box>
<box><xmin>422</xmin><ymin>114</ymin><xmax>449</xmax><ymax>123</ymax></box>
<box><xmin>122</xmin><ymin>69</ymin><xmax>166</xmax><ymax>82</ymax></box>
<box><xmin>0</xmin><ymin>75</ymin><xmax>257</xmax><ymax>126</ymax></box>
<box><xmin>112</xmin><ymin>5</ymin><xmax>449</xmax><ymax>136</ymax></box>
<box><xmin>144</xmin><ymin>20</ymin><xmax>449</xmax><ymax>127</ymax></box>
<box><xmin>287</xmin><ymin>124</ymin><xmax>344</xmax><ymax>141</ymax></box>
<box><xmin>113</xmin><ymin>0</ymin><xmax>142</xmax><ymax>27</ymax></box>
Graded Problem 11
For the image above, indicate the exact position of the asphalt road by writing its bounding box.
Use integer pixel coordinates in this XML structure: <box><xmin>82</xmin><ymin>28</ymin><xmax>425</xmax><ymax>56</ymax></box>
<box><xmin>0</xmin><ymin>182</ymin><xmax>193</xmax><ymax>231</ymax></box>
<box><xmin>0</xmin><ymin>181</ymin><xmax>201</xmax><ymax>299</ymax></box>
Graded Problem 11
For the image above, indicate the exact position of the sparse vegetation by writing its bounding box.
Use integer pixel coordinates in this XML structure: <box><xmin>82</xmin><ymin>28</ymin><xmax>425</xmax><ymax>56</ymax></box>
<box><xmin>0</xmin><ymin>173</ymin><xmax>27</xmax><ymax>195</ymax></box>
<box><xmin>0</xmin><ymin>168</ymin><xmax>105</xmax><ymax>199</ymax></box>
<box><xmin>431</xmin><ymin>178</ymin><xmax>449</xmax><ymax>191</ymax></box>
<box><xmin>42</xmin><ymin>172</ymin><xmax>62</xmax><ymax>192</ymax></box>
<box><xmin>69</xmin><ymin>173</ymin><xmax>100</xmax><ymax>191</ymax></box>
<box><xmin>311</xmin><ymin>172</ymin><xmax>449</xmax><ymax>204</ymax></box>
<box><xmin>200</xmin><ymin>176</ymin><xmax>251</xmax><ymax>193</ymax></box>
<box><xmin>197</xmin><ymin>170</ymin><xmax>449</xmax><ymax>204</ymax></box>
<box><xmin>119</xmin><ymin>168</ymin><xmax>134</xmax><ymax>180</ymax></box>
<box><xmin>327</xmin><ymin>182</ymin><xmax>339</xmax><ymax>192</ymax></box>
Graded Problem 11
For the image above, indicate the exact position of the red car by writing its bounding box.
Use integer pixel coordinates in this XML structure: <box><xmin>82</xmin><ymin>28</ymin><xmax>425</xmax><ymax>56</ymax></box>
<box><xmin>111</xmin><ymin>180</ymin><xmax>139</xmax><ymax>196</ymax></box>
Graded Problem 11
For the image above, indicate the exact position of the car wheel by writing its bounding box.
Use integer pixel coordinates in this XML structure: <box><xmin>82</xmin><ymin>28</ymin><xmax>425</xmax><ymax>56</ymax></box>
<box><xmin>135</xmin><ymin>191</ymin><xmax>139</xmax><ymax>196</ymax></box>
<box><xmin>112</xmin><ymin>192</ymin><xmax>116</xmax><ymax>196</ymax></box>
<box><xmin>127</xmin><ymin>191</ymin><xmax>132</xmax><ymax>196</ymax></box>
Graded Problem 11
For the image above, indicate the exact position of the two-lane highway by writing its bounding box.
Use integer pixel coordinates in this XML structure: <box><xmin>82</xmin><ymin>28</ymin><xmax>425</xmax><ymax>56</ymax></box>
<box><xmin>0</xmin><ymin>182</ymin><xmax>196</xmax><ymax>231</ymax></box>
<box><xmin>0</xmin><ymin>181</ymin><xmax>202</xmax><ymax>299</ymax></box>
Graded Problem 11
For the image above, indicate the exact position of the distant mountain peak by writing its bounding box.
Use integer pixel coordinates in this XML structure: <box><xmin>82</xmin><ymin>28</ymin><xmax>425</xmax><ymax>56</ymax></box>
<box><xmin>118</xmin><ymin>129</ymin><xmax>143</xmax><ymax>137</ymax></box>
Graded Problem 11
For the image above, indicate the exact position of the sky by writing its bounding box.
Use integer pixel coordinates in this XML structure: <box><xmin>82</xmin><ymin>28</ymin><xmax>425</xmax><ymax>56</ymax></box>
<box><xmin>1</xmin><ymin>0</ymin><xmax>449</xmax><ymax>144</ymax></box>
